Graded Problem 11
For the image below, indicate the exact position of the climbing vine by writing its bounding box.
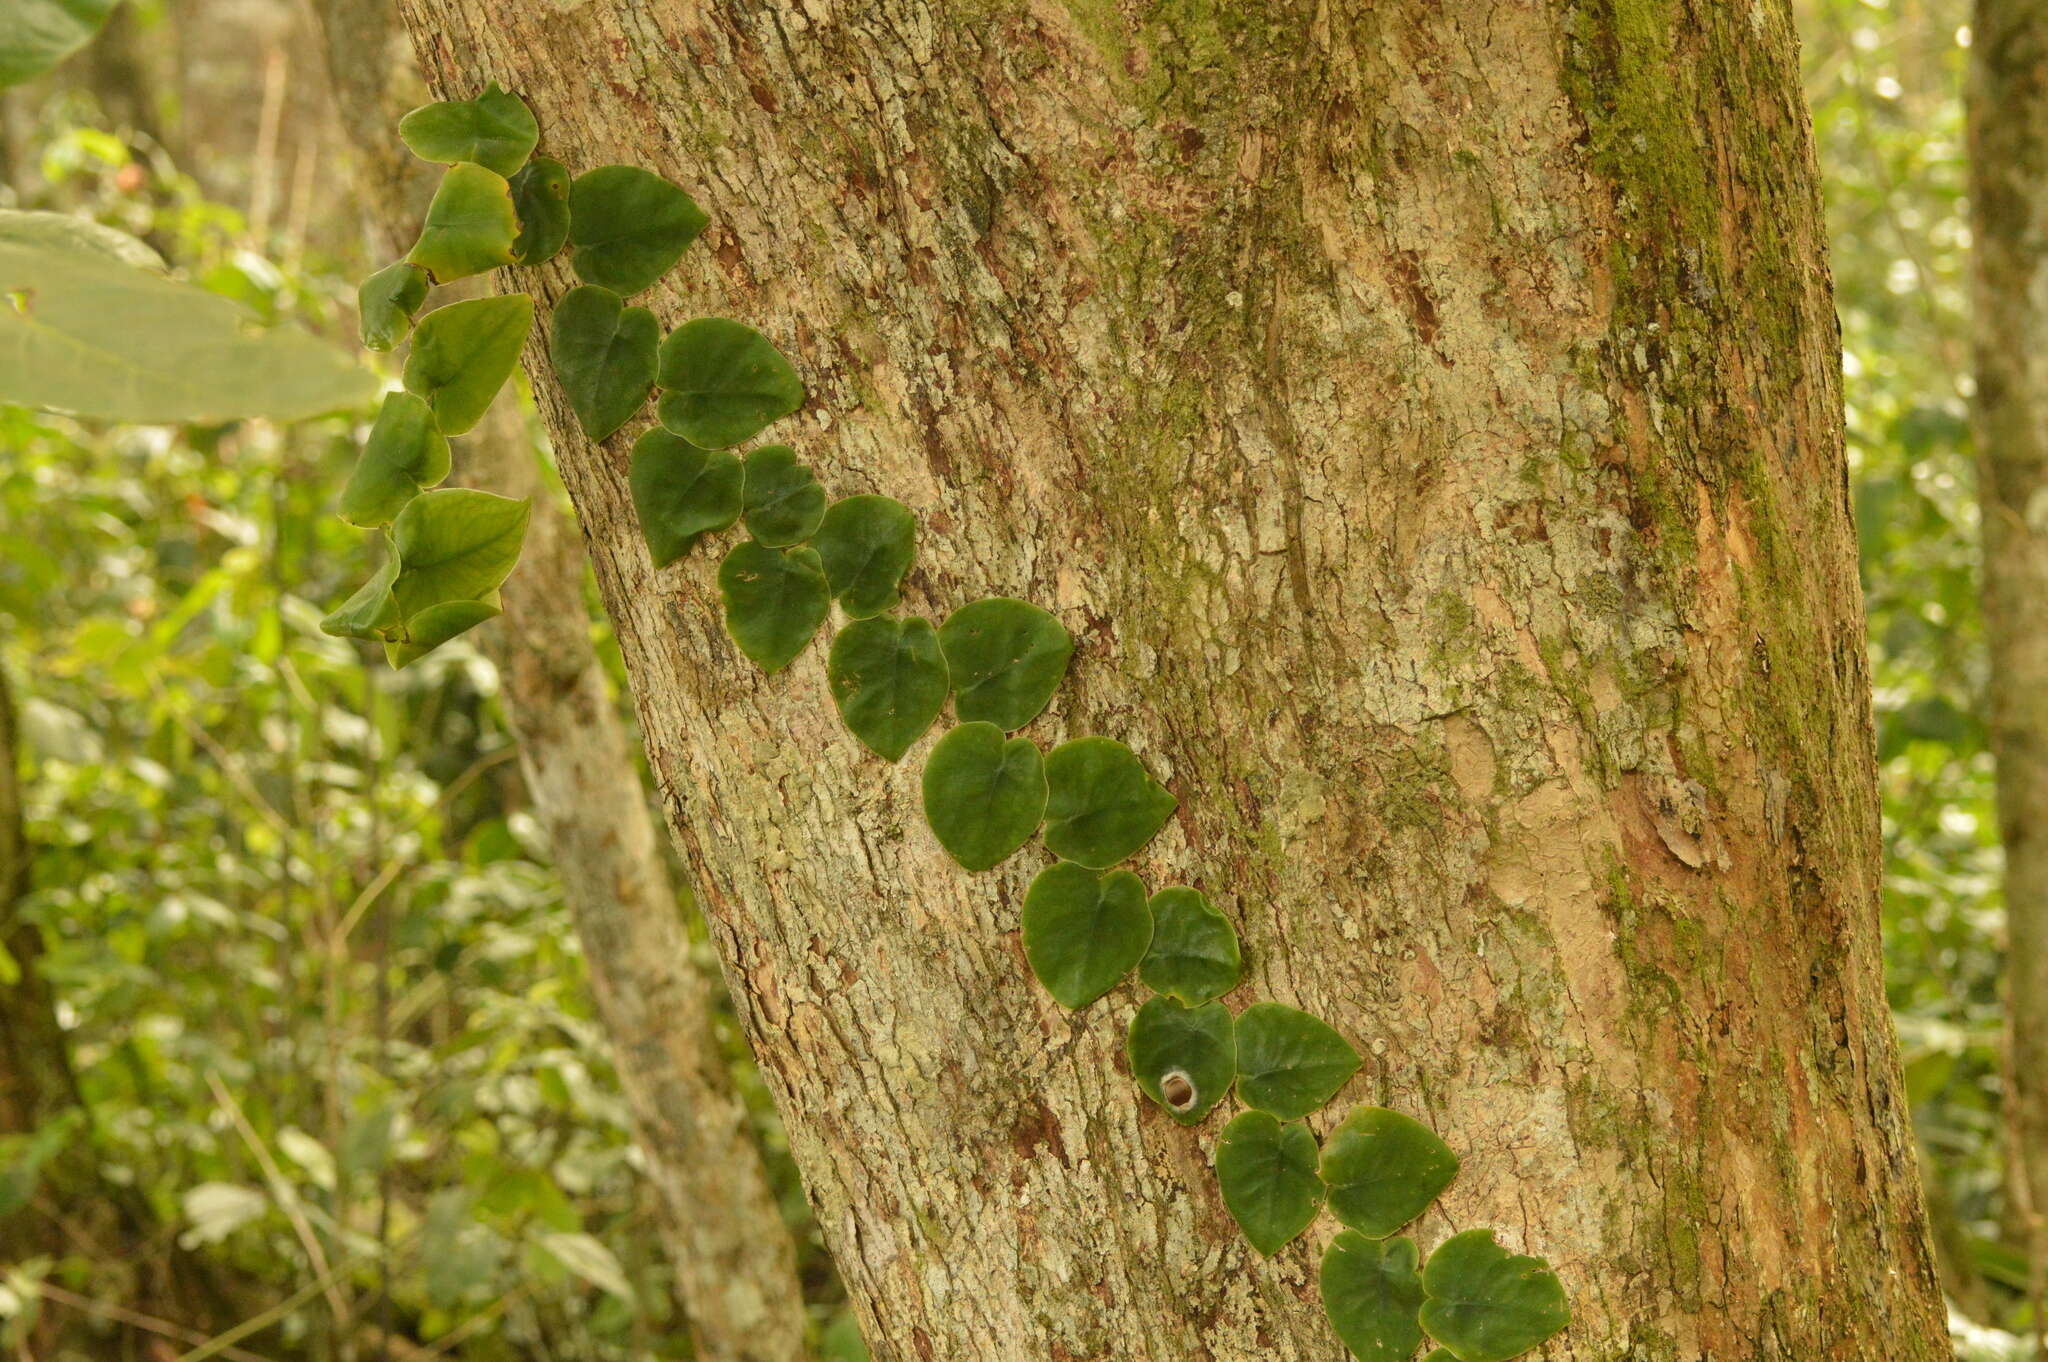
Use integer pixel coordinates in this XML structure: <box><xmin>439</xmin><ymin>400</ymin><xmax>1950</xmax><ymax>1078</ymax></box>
<box><xmin>324</xmin><ymin>83</ymin><xmax>1574</xmax><ymax>1362</ymax></box>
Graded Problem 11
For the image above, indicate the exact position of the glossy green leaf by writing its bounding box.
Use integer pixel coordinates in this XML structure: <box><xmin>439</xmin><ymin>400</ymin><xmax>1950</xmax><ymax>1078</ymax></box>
<box><xmin>357</xmin><ymin>261</ymin><xmax>428</xmax><ymax>352</ymax></box>
<box><xmin>1127</xmin><ymin>996</ymin><xmax>1233</xmax><ymax>1125</ymax></box>
<box><xmin>1418</xmin><ymin>1229</ymin><xmax>1570</xmax><ymax>1362</ymax></box>
<box><xmin>0</xmin><ymin>234</ymin><xmax>376</xmax><ymax>423</ymax></box>
<box><xmin>828</xmin><ymin>616</ymin><xmax>948</xmax><ymax>762</ymax></box>
<box><xmin>1042</xmin><ymin>737</ymin><xmax>1176</xmax><ymax>868</ymax></box>
<box><xmin>740</xmin><ymin>445</ymin><xmax>826</xmax><ymax>546</ymax></box>
<box><xmin>320</xmin><ymin>552</ymin><xmax>400</xmax><ymax>641</ymax></box>
<box><xmin>655</xmin><ymin>317</ymin><xmax>804</xmax><ymax>449</ymax></box>
<box><xmin>406</xmin><ymin>163</ymin><xmax>518</xmax><ymax>283</ymax></box>
<box><xmin>628</xmin><ymin>428</ymin><xmax>742</xmax><ymax>566</ymax></box>
<box><xmin>1322</xmin><ymin>1232</ymin><xmax>1425</xmax><ymax>1362</ymax></box>
<box><xmin>0</xmin><ymin>0</ymin><xmax>116</xmax><ymax>88</ymax></box>
<box><xmin>919</xmin><ymin>722</ymin><xmax>1045</xmax><ymax>872</ymax></box>
<box><xmin>507</xmin><ymin>157</ymin><xmax>571</xmax><ymax>265</ymax></box>
<box><xmin>1021</xmin><ymin>860</ymin><xmax>1151</xmax><ymax>1009</ymax></box>
<box><xmin>396</xmin><ymin>83</ymin><xmax>538</xmax><ymax>178</ymax></box>
<box><xmin>1139</xmin><ymin>886</ymin><xmax>1241</xmax><ymax>1004</ymax></box>
<box><xmin>937</xmin><ymin>598</ymin><xmax>1072</xmax><ymax>731</ymax></box>
<box><xmin>402</xmin><ymin>293</ymin><xmax>534</xmax><ymax>435</ymax></box>
<box><xmin>568</xmin><ymin>165</ymin><xmax>708</xmax><ymax>296</ymax></box>
<box><xmin>1234</xmin><ymin>1002</ymin><xmax>1361</xmax><ymax>1119</ymax></box>
<box><xmin>548</xmin><ymin>285</ymin><xmax>657</xmax><ymax>441</ymax></box>
<box><xmin>1320</xmin><ymin>1107</ymin><xmax>1460</xmax><ymax>1239</ymax></box>
<box><xmin>814</xmin><ymin>494</ymin><xmax>915</xmax><ymax>618</ymax></box>
<box><xmin>385</xmin><ymin>598</ymin><xmax>501</xmax><ymax>669</ymax></box>
<box><xmin>338</xmin><ymin>392</ymin><xmax>450</xmax><ymax>528</ymax></box>
<box><xmin>718</xmin><ymin>541</ymin><xmax>828</xmax><ymax>673</ymax></box>
<box><xmin>1214</xmin><ymin>1112</ymin><xmax>1323</xmax><ymax>1256</ymax></box>
<box><xmin>390</xmin><ymin>488</ymin><xmax>529</xmax><ymax>622</ymax></box>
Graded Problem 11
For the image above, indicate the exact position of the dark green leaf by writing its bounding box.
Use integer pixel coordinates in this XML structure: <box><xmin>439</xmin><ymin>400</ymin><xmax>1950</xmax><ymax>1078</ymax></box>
<box><xmin>1021</xmin><ymin>860</ymin><xmax>1151</xmax><ymax>1009</ymax></box>
<box><xmin>386</xmin><ymin>598</ymin><xmax>501</xmax><ymax>669</ymax></box>
<box><xmin>1042</xmin><ymin>736</ymin><xmax>1176</xmax><ymax>868</ymax></box>
<box><xmin>320</xmin><ymin>552</ymin><xmax>400</xmax><ymax>641</ymax></box>
<box><xmin>1127</xmin><ymin>996</ymin><xmax>1233</xmax><ymax>1125</ymax></box>
<box><xmin>1320</xmin><ymin>1106</ymin><xmax>1460</xmax><ymax>1239</ymax></box>
<box><xmin>358</xmin><ymin>261</ymin><xmax>428</xmax><ymax>351</ymax></box>
<box><xmin>1214</xmin><ymin>1112</ymin><xmax>1323</xmax><ymax>1256</ymax></box>
<box><xmin>396</xmin><ymin>83</ymin><xmax>538</xmax><ymax>178</ymax></box>
<box><xmin>828</xmin><ymin>616</ymin><xmax>948</xmax><ymax>762</ymax></box>
<box><xmin>1322</xmin><ymin>1233</ymin><xmax>1425</xmax><ymax>1362</ymax></box>
<box><xmin>508</xmin><ymin>157</ymin><xmax>571</xmax><ymax>265</ymax></box>
<box><xmin>0</xmin><ymin>0</ymin><xmax>116</xmax><ymax>88</ymax></box>
<box><xmin>403</xmin><ymin>293</ymin><xmax>534</xmax><ymax>435</ymax></box>
<box><xmin>406</xmin><ymin>163</ymin><xmax>518</xmax><ymax>283</ymax></box>
<box><xmin>339</xmin><ymin>392</ymin><xmax>450</xmax><ymax>528</ymax></box>
<box><xmin>390</xmin><ymin>488</ymin><xmax>530</xmax><ymax>622</ymax></box>
<box><xmin>1234</xmin><ymin>1002</ymin><xmax>1360</xmax><ymax>1119</ymax></box>
<box><xmin>739</xmin><ymin>445</ymin><xmax>825</xmax><ymax>546</ymax></box>
<box><xmin>1418</xmin><ymin>1229</ymin><xmax>1570</xmax><ymax>1362</ymax></box>
<box><xmin>718</xmin><ymin>541</ymin><xmax>828</xmax><ymax>673</ymax></box>
<box><xmin>937</xmin><ymin>597</ymin><xmax>1072</xmax><ymax>731</ymax></box>
<box><xmin>1139</xmin><ymin>886</ymin><xmax>1241</xmax><ymax>1005</ymax></box>
<box><xmin>814</xmin><ymin>495</ymin><xmax>916</xmax><ymax>618</ymax></box>
<box><xmin>629</xmin><ymin>428</ymin><xmax>741</xmax><ymax>566</ymax></box>
<box><xmin>920</xmin><ymin>722</ymin><xmax>1045</xmax><ymax>872</ymax></box>
<box><xmin>568</xmin><ymin>165</ymin><xmax>708</xmax><ymax>296</ymax></box>
<box><xmin>655</xmin><ymin>317</ymin><xmax>804</xmax><ymax>449</ymax></box>
<box><xmin>548</xmin><ymin>285</ymin><xmax>657</xmax><ymax>441</ymax></box>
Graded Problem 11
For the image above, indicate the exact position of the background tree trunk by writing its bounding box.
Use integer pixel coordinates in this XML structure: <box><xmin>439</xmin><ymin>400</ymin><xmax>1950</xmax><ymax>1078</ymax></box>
<box><xmin>391</xmin><ymin>4</ymin><xmax>1952</xmax><ymax>1358</ymax></box>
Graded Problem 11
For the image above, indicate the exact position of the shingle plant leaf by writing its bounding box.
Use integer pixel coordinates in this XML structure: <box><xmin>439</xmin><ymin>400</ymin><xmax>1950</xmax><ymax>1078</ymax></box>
<box><xmin>1021</xmin><ymin>860</ymin><xmax>1152</xmax><ymax>1009</ymax></box>
<box><xmin>339</xmin><ymin>392</ymin><xmax>450</xmax><ymax>529</ymax></box>
<box><xmin>507</xmin><ymin>157</ymin><xmax>571</xmax><ymax>265</ymax></box>
<box><xmin>741</xmin><ymin>445</ymin><xmax>826</xmax><ymax>547</ymax></box>
<box><xmin>402</xmin><ymin>293</ymin><xmax>534</xmax><ymax>435</ymax></box>
<box><xmin>0</xmin><ymin>0</ymin><xmax>117</xmax><ymax>89</ymax></box>
<box><xmin>358</xmin><ymin>261</ymin><xmax>428</xmax><ymax>351</ymax></box>
<box><xmin>937</xmin><ymin>597</ymin><xmax>1073</xmax><ymax>732</ymax></box>
<box><xmin>1321</xmin><ymin>1232</ymin><xmax>1426</xmax><ymax>1362</ymax></box>
<box><xmin>655</xmin><ymin>317</ymin><xmax>804</xmax><ymax>450</ymax></box>
<box><xmin>386</xmin><ymin>597</ymin><xmax>501</xmax><ymax>669</ymax></box>
<box><xmin>1042</xmin><ymin>737</ymin><xmax>1177</xmax><ymax>868</ymax></box>
<box><xmin>406</xmin><ymin>163</ymin><xmax>519</xmax><ymax>282</ymax></box>
<box><xmin>628</xmin><ymin>429</ymin><xmax>742</xmax><ymax>567</ymax></box>
<box><xmin>1234</xmin><ymin>1001</ymin><xmax>1361</xmax><ymax>1119</ymax></box>
<box><xmin>828</xmin><ymin>616</ymin><xmax>948</xmax><ymax>762</ymax></box>
<box><xmin>1320</xmin><ymin>1106</ymin><xmax>1460</xmax><ymax>1240</ymax></box>
<box><xmin>548</xmin><ymin>284</ymin><xmax>658</xmax><ymax>441</ymax></box>
<box><xmin>1418</xmin><ymin>1229</ymin><xmax>1570</xmax><ymax>1362</ymax></box>
<box><xmin>1127</xmin><ymin>997</ymin><xmax>1234</xmax><ymax>1126</ymax></box>
<box><xmin>814</xmin><ymin>495</ymin><xmax>916</xmax><ymax>618</ymax></box>
<box><xmin>1139</xmin><ymin>886</ymin><xmax>1241</xmax><ymax>1005</ymax></box>
<box><xmin>320</xmin><ymin>553</ymin><xmax>400</xmax><ymax>641</ymax></box>
<box><xmin>568</xmin><ymin>165</ymin><xmax>709</xmax><ymax>296</ymax></box>
<box><xmin>1214</xmin><ymin>1111</ymin><xmax>1323</xmax><ymax>1256</ymax></box>
<box><xmin>919</xmin><ymin>722</ymin><xmax>1045</xmax><ymax>872</ymax></box>
<box><xmin>389</xmin><ymin>488</ymin><xmax>529</xmax><ymax>624</ymax></box>
<box><xmin>717</xmin><ymin>541</ymin><xmax>828</xmax><ymax>673</ymax></box>
<box><xmin>396</xmin><ymin>83</ymin><xmax>538</xmax><ymax>178</ymax></box>
<box><xmin>1424</xmin><ymin>1352</ymin><xmax>1457</xmax><ymax>1362</ymax></box>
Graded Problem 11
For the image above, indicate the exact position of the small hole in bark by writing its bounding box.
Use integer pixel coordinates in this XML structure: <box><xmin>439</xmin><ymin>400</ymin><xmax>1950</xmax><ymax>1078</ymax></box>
<box><xmin>1161</xmin><ymin>1069</ymin><xmax>1196</xmax><ymax>1111</ymax></box>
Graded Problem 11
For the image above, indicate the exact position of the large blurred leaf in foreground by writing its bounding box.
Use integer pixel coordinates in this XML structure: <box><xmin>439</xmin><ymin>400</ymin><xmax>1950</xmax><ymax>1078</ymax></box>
<box><xmin>0</xmin><ymin>0</ymin><xmax>116</xmax><ymax>88</ymax></box>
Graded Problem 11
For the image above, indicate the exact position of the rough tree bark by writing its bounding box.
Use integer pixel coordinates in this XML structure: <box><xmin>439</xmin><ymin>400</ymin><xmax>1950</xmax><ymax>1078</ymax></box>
<box><xmin>391</xmin><ymin>5</ymin><xmax>1951</xmax><ymax>1359</ymax></box>
<box><xmin>1968</xmin><ymin>0</ymin><xmax>2048</xmax><ymax>1319</ymax></box>
<box><xmin>305</xmin><ymin>6</ymin><xmax>813</xmax><ymax>1357</ymax></box>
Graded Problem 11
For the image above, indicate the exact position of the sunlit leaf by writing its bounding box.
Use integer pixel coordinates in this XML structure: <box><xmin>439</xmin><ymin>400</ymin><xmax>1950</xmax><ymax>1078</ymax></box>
<box><xmin>741</xmin><ymin>445</ymin><xmax>825</xmax><ymax>547</ymax></box>
<box><xmin>407</xmin><ymin>163</ymin><xmax>518</xmax><ymax>283</ymax></box>
<box><xmin>1021</xmin><ymin>860</ymin><xmax>1151</xmax><ymax>1009</ymax></box>
<box><xmin>920</xmin><ymin>722</ymin><xmax>1045</xmax><ymax>871</ymax></box>
<box><xmin>397</xmin><ymin>83</ymin><xmax>538</xmax><ymax>178</ymax></box>
<box><xmin>568</xmin><ymin>165</ymin><xmax>708</xmax><ymax>296</ymax></box>
<box><xmin>1127</xmin><ymin>996</ymin><xmax>1233</xmax><ymax>1124</ymax></box>
<box><xmin>937</xmin><ymin>597</ymin><xmax>1072</xmax><ymax>732</ymax></box>
<box><xmin>718</xmin><ymin>540</ymin><xmax>828</xmax><ymax>673</ymax></box>
<box><xmin>628</xmin><ymin>428</ymin><xmax>741</xmax><ymax>566</ymax></box>
<box><xmin>1215</xmin><ymin>1111</ymin><xmax>1322</xmax><ymax>1256</ymax></box>
<box><xmin>827</xmin><ymin>615</ymin><xmax>948</xmax><ymax>762</ymax></box>
<box><xmin>320</xmin><ymin>552</ymin><xmax>400</xmax><ymax>641</ymax></box>
<box><xmin>391</xmin><ymin>487</ymin><xmax>529</xmax><ymax>621</ymax></box>
<box><xmin>386</xmin><ymin>598</ymin><xmax>501</xmax><ymax>668</ymax></box>
<box><xmin>1418</xmin><ymin>1229</ymin><xmax>1570</xmax><ymax>1362</ymax></box>
<box><xmin>1234</xmin><ymin>1001</ymin><xmax>1360</xmax><ymax>1119</ymax></box>
<box><xmin>339</xmin><ymin>391</ymin><xmax>450</xmax><ymax>528</ymax></box>
<box><xmin>655</xmin><ymin>317</ymin><xmax>804</xmax><ymax>449</ymax></box>
<box><xmin>548</xmin><ymin>284</ymin><xmax>657</xmax><ymax>441</ymax></box>
<box><xmin>402</xmin><ymin>293</ymin><xmax>533</xmax><ymax>435</ymax></box>
<box><xmin>814</xmin><ymin>494</ymin><xmax>915</xmax><ymax>618</ymax></box>
<box><xmin>1322</xmin><ymin>1232</ymin><xmax>1425</xmax><ymax>1362</ymax></box>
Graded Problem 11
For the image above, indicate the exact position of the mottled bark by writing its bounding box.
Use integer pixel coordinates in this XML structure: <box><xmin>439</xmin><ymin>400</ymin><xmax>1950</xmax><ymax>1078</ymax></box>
<box><xmin>1969</xmin><ymin>0</ymin><xmax>2048</xmax><ymax>1316</ymax></box>
<box><xmin>391</xmin><ymin>4</ymin><xmax>1949</xmax><ymax>1359</ymax></box>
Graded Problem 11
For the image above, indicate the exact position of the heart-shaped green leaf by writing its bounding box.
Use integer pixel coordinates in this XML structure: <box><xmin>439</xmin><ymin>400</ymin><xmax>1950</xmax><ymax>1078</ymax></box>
<box><xmin>920</xmin><ymin>722</ymin><xmax>1045</xmax><ymax>872</ymax></box>
<box><xmin>339</xmin><ymin>391</ymin><xmax>450</xmax><ymax>528</ymax></box>
<box><xmin>1127</xmin><ymin>997</ymin><xmax>1233</xmax><ymax>1125</ymax></box>
<box><xmin>508</xmin><ymin>157</ymin><xmax>570</xmax><ymax>265</ymax></box>
<box><xmin>1</xmin><ymin>0</ymin><xmax>117</xmax><ymax>89</ymax></box>
<box><xmin>655</xmin><ymin>318</ymin><xmax>804</xmax><ymax>449</ymax></box>
<box><xmin>1021</xmin><ymin>860</ymin><xmax>1151</xmax><ymax>1009</ymax></box>
<box><xmin>1042</xmin><ymin>737</ymin><xmax>1176</xmax><ymax>868</ymax></box>
<box><xmin>1139</xmin><ymin>886</ymin><xmax>1241</xmax><ymax>1005</ymax></box>
<box><xmin>1234</xmin><ymin>1002</ymin><xmax>1360</xmax><ymax>1119</ymax></box>
<box><xmin>1214</xmin><ymin>1111</ymin><xmax>1323</xmax><ymax>1256</ymax></box>
<box><xmin>1320</xmin><ymin>1107</ymin><xmax>1460</xmax><ymax>1239</ymax></box>
<box><xmin>396</xmin><ymin>83</ymin><xmax>537</xmax><ymax>178</ymax></box>
<box><xmin>628</xmin><ymin>428</ymin><xmax>742</xmax><ymax>566</ymax></box>
<box><xmin>403</xmin><ymin>293</ymin><xmax>533</xmax><ymax>435</ymax></box>
<box><xmin>320</xmin><ymin>552</ymin><xmax>400</xmax><ymax>641</ymax></box>
<box><xmin>386</xmin><ymin>597</ymin><xmax>501</xmax><ymax>669</ymax></box>
<box><xmin>937</xmin><ymin>597</ymin><xmax>1072</xmax><ymax>731</ymax></box>
<box><xmin>814</xmin><ymin>495</ymin><xmax>915</xmax><ymax>618</ymax></box>
<box><xmin>406</xmin><ymin>163</ymin><xmax>518</xmax><ymax>283</ymax></box>
<box><xmin>717</xmin><ymin>541</ymin><xmax>828</xmax><ymax>673</ymax></box>
<box><xmin>390</xmin><ymin>488</ymin><xmax>530</xmax><ymax>622</ymax></box>
<box><xmin>568</xmin><ymin>165</ymin><xmax>708</xmax><ymax>296</ymax></box>
<box><xmin>740</xmin><ymin>445</ymin><xmax>825</xmax><ymax>546</ymax></box>
<box><xmin>1322</xmin><ymin>1232</ymin><xmax>1425</xmax><ymax>1362</ymax></box>
<box><xmin>358</xmin><ymin>261</ymin><xmax>428</xmax><ymax>351</ymax></box>
<box><xmin>828</xmin><ymin>616</ymin><xmax>948</xmax><ymax>762</ymax></box>
<box><xmin>1419</xmin><ymin>1229</ymin><xmax>1569</xmax><ymax>1362</ymax></box>
<box><xmin>548</xmin><ymin>285</ymin><xmax>657</xmax><ymax>441</ymax></box>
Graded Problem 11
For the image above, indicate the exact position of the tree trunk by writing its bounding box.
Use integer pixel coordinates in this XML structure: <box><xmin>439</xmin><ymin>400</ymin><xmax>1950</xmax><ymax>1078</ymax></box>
<box><xmin>390</xmin><ymin>5</ymin><xmax>1951</xmax><ymax>1358</ymax></box>
<box><xmin>1969</xmin><ymin>0</ymin><xmax>2048</xmax><ymax>1328</ymax></box>
<box><xmin>306</xmin><ymin>7</ymin><xmax>815</xmax><ymax>1357</ymax></box>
